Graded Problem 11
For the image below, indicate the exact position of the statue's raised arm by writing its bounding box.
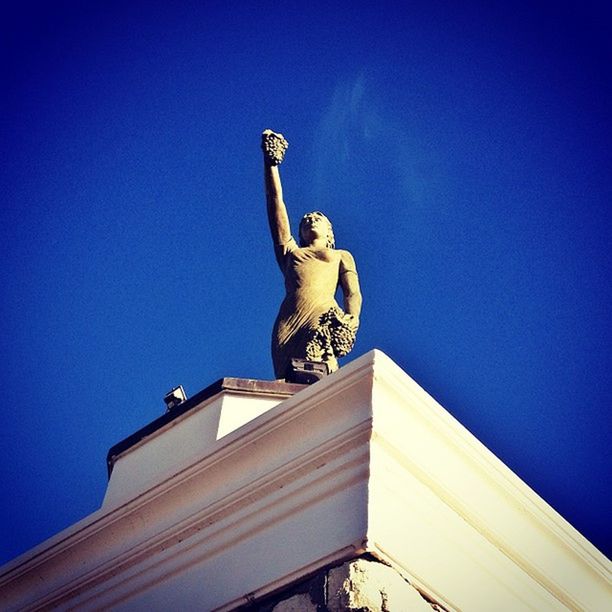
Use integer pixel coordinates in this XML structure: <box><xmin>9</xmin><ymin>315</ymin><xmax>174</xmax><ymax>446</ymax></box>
<box><xmin>262</xmin><ymin>130</ymin><xmax>291</xmax><ymax>257</ymax></box>
<box><xmin>261</xmin><ymin>129</ymin><xmax>362</xmax><ymax>382</ymax></box>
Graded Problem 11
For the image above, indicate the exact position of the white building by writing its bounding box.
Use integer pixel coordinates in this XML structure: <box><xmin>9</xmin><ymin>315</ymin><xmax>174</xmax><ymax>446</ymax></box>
<box><xmin>1</xmin><ymin>350</ymin><xmax>609</xmax><ymax>610</ymax></box>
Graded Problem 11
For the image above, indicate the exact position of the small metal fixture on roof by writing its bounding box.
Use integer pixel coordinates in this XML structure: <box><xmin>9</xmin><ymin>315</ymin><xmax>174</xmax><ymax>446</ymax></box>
<box><xmin>164</xmin><ymin>385</ymin><xmax>187</xmax><ymax>412</ymax></box>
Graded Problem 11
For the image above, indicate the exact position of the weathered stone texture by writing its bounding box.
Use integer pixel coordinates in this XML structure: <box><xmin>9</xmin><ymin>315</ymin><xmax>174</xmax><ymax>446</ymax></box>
<box><xmin>246</xmin><ymin>557</ymin><xmax>439</xmax><ymax>611</ymax></box>
<box><xmin>327</xmin><ymin>559</ymin><xmax>433</xmax><ymax>612</ymax></box>
<box><xmin>271</xmin><ymin>592</ymin><xmax>317</xmax><ymax>612</ymax></box>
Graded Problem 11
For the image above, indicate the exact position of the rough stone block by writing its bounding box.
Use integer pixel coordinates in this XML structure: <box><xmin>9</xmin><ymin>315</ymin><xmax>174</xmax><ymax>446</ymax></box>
<box><xmin>271</xmin><ymin>592</ymin><xmax>317</xmax><ymax>611</ymax></box>
<box><xmin>327</xmin><ymin>559</ymin><xmax>432</xmax><ymax>611</ymax></box>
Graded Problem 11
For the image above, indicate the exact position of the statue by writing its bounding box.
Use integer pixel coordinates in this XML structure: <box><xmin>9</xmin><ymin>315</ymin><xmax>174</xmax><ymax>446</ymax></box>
<box><xmin>262</xmin><ymin>129</ymin><xmax>362</xmax><ymax>380</ymax></box>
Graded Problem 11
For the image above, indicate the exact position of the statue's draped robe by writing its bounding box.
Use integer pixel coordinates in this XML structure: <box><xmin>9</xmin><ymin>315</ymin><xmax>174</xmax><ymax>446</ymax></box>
<box><xmin>272</xmin><ymin>238</ymin><xmax>351</xmax><ymax>378</ymax></box>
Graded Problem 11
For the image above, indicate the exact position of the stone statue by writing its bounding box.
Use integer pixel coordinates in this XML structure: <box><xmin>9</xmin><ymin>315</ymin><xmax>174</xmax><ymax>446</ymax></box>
<box><xmin>262</xmin><ymin>129</ymin><xmax>362</xmax><ymax>380</ymax></box>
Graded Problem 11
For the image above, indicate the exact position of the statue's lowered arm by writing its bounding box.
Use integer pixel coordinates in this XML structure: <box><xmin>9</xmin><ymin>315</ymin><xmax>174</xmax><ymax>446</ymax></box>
<box><xmin>340</xmin><ymin>251</ymin><xmax>362</xmax><ymax>330</ymax></box>
<box><xmin>341</xmin><ymin>253</ymin><xmax>362</xmax><ymax>312</ymax></box>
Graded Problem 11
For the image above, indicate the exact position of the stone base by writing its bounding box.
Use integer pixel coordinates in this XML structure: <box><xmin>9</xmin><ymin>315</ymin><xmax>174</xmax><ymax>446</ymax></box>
<box><xmin>287</xmin><ymin>358</ymin><xmax>329</xmax><ymax>384</ymax></box>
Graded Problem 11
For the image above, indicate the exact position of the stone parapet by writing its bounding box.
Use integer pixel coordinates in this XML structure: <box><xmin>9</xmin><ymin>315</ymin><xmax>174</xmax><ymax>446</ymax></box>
<box><xmin>103</xmin><ymin>377</ymin><xmax>304</xmax><ymax>507</ymax></box>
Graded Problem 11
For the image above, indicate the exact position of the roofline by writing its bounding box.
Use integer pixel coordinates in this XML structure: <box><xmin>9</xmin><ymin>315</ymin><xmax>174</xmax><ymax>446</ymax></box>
<box><xmin>106</xmin><ymin>378</ymin><xmax>305</xmax><ymax>478</ymax></box>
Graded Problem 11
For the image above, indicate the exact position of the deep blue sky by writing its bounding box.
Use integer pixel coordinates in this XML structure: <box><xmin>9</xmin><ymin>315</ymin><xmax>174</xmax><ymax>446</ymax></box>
<box><xmin>1</xmin><ymin>1</ymin><xmax>610</xmax><ymax>565</ymax></box>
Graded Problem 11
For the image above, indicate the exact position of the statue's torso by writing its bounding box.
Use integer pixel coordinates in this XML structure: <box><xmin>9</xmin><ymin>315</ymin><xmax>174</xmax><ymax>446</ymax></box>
<box><xmin>272</xmin><ymin>242</ymin><xmax>345</xmax><ymax>378</ymax></box>
<box><xmin>283</xmin><ymin>246</ymin><xmax>340</xmax><ymax>303</ymax></box>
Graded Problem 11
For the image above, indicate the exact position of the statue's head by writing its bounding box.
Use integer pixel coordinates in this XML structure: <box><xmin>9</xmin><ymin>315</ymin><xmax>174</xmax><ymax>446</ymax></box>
<box><xmin>299</xmin><ymin>211</ymin><xmax>335</xmax><ymax>249</ymax></box>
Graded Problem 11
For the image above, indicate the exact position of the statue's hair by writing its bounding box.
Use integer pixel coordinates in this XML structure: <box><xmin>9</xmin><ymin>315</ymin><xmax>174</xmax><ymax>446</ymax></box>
<box><xmin>299</xmin><ymin>211</ymin><xmax>335</xmax><ymax>249</ymax></box>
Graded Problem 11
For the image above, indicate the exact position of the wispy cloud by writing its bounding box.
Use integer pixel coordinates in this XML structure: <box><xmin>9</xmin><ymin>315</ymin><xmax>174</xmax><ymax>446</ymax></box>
<box><xmin>311</xmin><ymin>74</ymin><xmax>428</xmax><ymax>212</ymax></box>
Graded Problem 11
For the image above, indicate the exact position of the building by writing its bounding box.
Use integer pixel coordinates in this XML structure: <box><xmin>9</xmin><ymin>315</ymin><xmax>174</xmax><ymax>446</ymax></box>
<box><xmin>1</xmin><ymin>350</ymin><xmax>609</xmax><ymax>610</ymax></box>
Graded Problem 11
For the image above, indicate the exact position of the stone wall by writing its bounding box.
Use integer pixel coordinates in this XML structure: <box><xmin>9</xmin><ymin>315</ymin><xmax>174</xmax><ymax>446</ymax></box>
<box><xmin>240</xmin><ymin>557</ymin><xmax>445</xmax><ymax>612</ymax></box>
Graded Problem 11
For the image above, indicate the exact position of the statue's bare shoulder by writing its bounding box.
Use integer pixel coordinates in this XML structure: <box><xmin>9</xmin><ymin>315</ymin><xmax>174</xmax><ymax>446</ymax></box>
<box><xmin>338</xmin><ymin>249</ymin><xmax>358</xmax><ymax>274</ymax></box>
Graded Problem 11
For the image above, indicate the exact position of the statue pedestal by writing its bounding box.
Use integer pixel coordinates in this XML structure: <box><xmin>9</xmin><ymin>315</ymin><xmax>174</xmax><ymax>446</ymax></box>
<box><xmin>0</xmin><ymin>351</ymin><xmax>608</xmax><ymax>611</ymax></box>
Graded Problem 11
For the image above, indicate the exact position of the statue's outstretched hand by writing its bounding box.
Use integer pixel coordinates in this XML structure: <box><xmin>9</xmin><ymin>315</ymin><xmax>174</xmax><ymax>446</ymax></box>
<box><xmin>262</xmin><ymin>129</ymin><xmax>289</xmax><ymax>165</ymax></box>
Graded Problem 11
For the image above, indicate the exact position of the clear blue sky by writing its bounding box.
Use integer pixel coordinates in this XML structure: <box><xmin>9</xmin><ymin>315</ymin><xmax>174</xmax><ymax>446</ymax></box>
<box><xmin>1</xmin><ymin>0</ymin><xmax>610</xmax><ymax>565</ymax></box>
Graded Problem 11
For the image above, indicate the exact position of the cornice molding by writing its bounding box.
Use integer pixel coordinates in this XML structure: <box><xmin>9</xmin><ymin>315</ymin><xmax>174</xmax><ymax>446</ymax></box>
<box><xmin>1</xmin><ymin>350</ymin><xmax>609</xmax><ymax>611</ymax></box>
